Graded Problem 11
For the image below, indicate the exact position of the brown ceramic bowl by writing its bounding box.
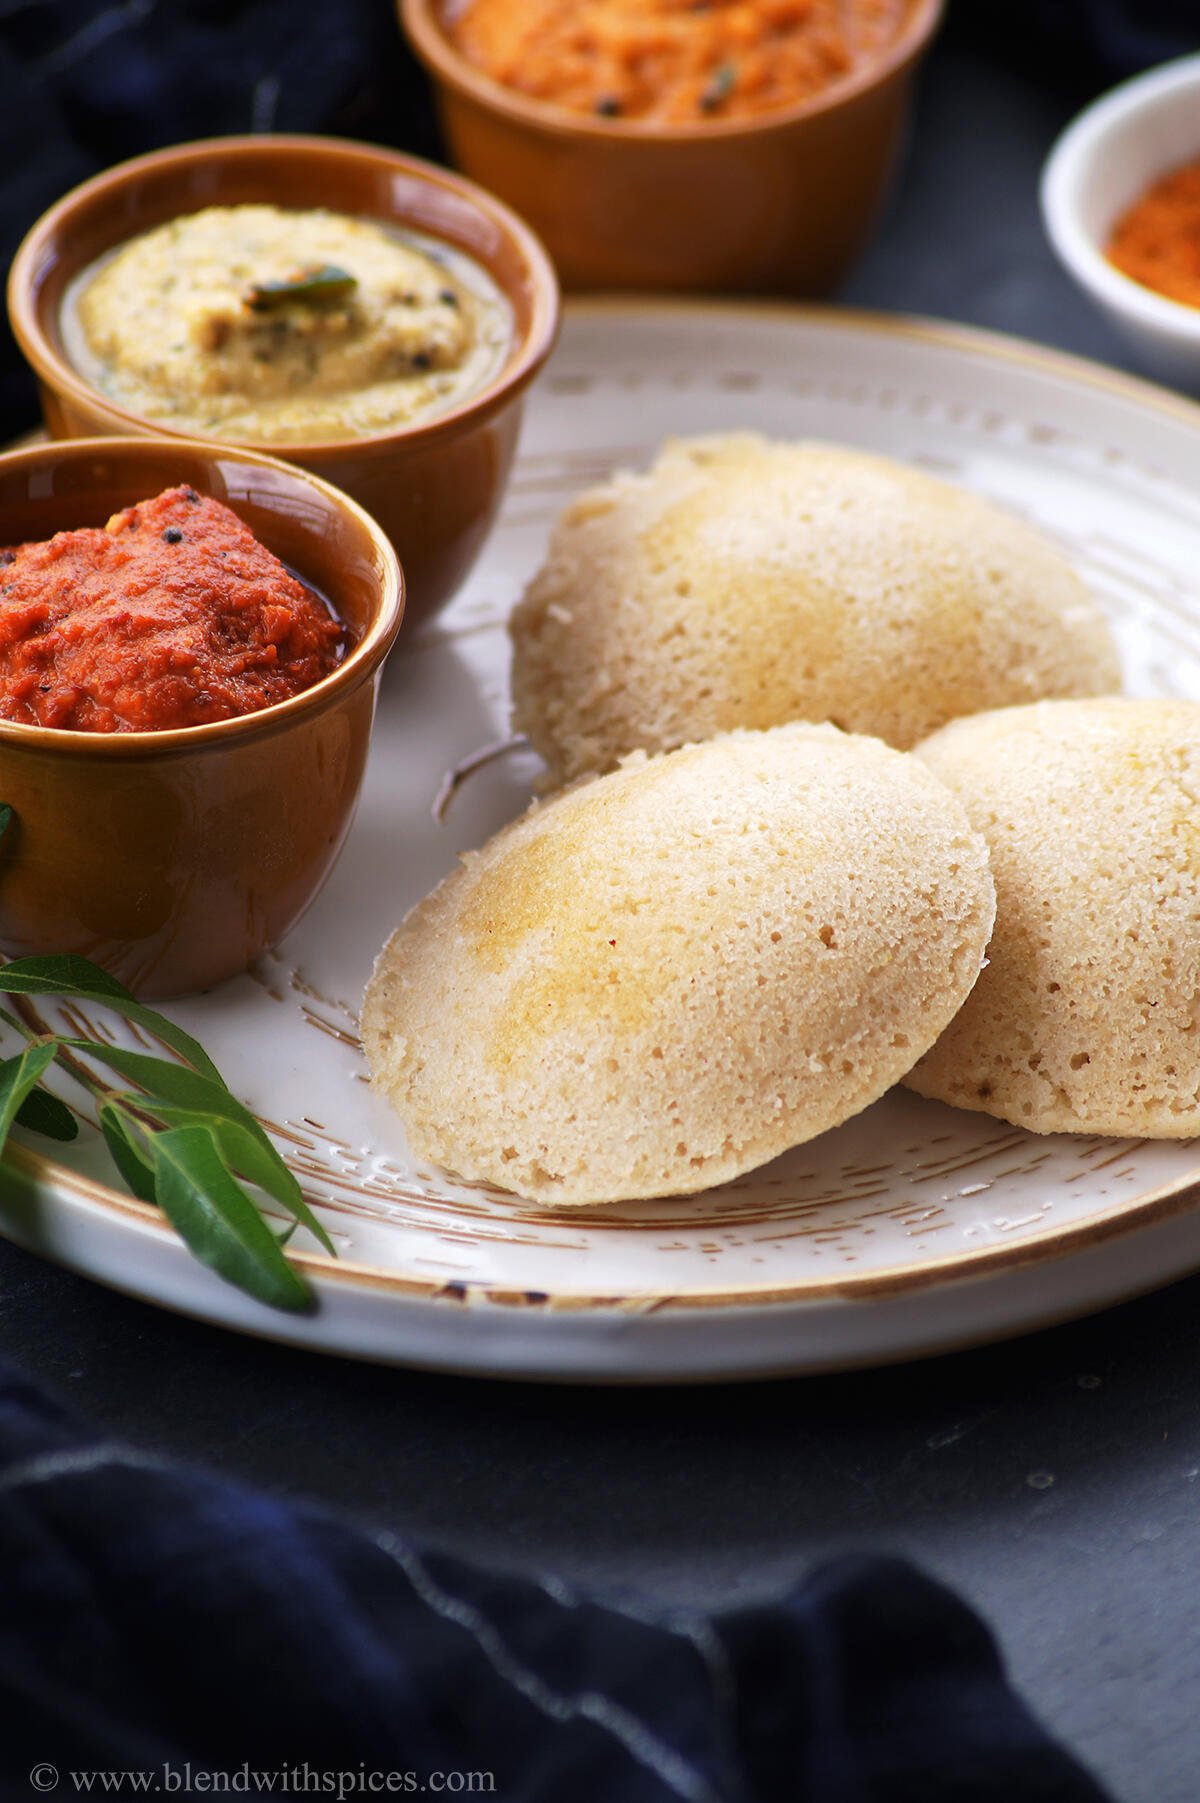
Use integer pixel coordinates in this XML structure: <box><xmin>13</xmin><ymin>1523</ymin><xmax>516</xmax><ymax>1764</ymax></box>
<box><xmin>0</xmin><ymin>437</ymin><xmax>403</xmax><ymax>998</ymax></box>
<box><xmin>8</xmin><ymin>135</ymin><xmax>558</xmax><ymax>625</ymax></box>
<box><xmin>401</xmin><ymin>0</ymin><xmax>943</xmax><ymax>295</ymax></box>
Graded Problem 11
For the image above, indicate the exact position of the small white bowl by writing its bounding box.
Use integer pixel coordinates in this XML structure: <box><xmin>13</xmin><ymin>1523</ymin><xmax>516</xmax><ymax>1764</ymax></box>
<box><xmin>1042</xmin><ymin>53</ymin><xmax>1200</xmax><ymax>391</ymax></box>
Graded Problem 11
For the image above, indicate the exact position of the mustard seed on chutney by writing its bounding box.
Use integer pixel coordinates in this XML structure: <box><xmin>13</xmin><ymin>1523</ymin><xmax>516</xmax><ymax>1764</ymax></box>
<box><xmin>0</xmin><ymin>487</ymin><xmax>344</xmax><ymax>733</ymax></box>
<box><xmin>1106</xmin><ymin>156</ymin><xmax>1200</xmax><ymax>311</ymax></box>
<box><xmin>443</xmin><ymin>0</ymin><xmax>907</xmax><ymax>124</ymax></box>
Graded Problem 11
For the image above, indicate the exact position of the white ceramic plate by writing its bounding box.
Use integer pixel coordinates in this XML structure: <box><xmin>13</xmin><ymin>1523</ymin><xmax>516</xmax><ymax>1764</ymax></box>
<box><xmin>8</xmin><ymin>301</ymin><xmax>1200</xmax><ymax>1382</ymax></box>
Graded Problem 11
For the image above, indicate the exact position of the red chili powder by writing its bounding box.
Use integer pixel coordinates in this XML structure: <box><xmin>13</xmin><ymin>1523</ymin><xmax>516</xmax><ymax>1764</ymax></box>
<box><xmin>0</xmin><ymin>486</ymin><xmax>345</xmax><ymax>733</ymax></box>
<box><xmin>1106</xmin><ymin>155</ymin><xmax>1200</xmax><ymax>310</ymax></box>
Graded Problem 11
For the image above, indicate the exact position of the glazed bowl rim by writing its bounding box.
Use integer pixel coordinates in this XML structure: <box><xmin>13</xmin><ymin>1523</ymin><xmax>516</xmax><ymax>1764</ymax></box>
<box><xmin>8</xmin><ymin>132</ymin><xmax>560</xmax><ymax>460</ymax></box>
<box><xmin>1040</xmin><ymin>51</ymin><xmax>1200</xmax><ymax>346</ymax></box>
<box><xmin>400</xmin><ymin>0</ymin><xmax>944</xmax><ymax>142</ymax></box>
<box><xmin>0</xmin><ymin>434</ymin><xmax>404</xmax><ymax>760</ymax></box>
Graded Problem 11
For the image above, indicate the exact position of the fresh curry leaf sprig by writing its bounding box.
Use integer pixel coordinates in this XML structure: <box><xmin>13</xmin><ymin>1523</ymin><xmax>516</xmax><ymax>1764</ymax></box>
<box><xmin>0</xmin><ymin>952</ymin><xmax>333</xmax><ymax>1313</ymax></box>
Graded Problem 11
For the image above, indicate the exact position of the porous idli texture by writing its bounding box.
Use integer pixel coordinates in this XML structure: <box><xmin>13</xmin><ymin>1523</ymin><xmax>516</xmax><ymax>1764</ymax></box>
<box><xmin>362</xmin><ymin>724</ymin><xmax>995</xmax><ymax>1204</ymax></box>
<box><xmin>907</xmin><ymin>697</ymin><xmax>1200</xmax><ymax>1136</ymax></box>
<box><xmin>510</xmin><ymin>435</ymin><xmax>1121</xmax><ymax>787</ymax></box>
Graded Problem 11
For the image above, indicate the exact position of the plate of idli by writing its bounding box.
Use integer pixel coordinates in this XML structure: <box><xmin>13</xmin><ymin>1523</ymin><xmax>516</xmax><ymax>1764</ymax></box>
<box><xmin>10</xmin><ymin>300</ymin><xmax>1200</xmax><ymax>1381</ymax></box>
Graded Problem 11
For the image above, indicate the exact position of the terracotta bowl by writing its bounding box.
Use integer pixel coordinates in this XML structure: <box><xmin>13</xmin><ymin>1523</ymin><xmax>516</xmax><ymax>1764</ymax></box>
<box><xmin>400</xmin><ymin>0</ymin><xmax>944</xmax><ymax>295</ymax></box>
<box><xmin>8</xmin><ymin>135</ymin><xmax>559</xmax><ymax>625</ymax></box>
<box><xmin>0</xmin><ymin>437</ymin><xmax>403</xmax><ymax>998</ymax></box>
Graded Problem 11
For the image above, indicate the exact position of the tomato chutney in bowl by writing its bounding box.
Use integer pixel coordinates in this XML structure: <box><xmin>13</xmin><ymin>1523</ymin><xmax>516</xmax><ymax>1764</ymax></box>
<box><xmin>0</xmin><ymin>437</ymin><xmax>403</xmax><ymax>998</ymax></box>
<box><xmin>0</xmin><ymin>485</ymin><xmax>346</xmax><ymax>734</ymax></box>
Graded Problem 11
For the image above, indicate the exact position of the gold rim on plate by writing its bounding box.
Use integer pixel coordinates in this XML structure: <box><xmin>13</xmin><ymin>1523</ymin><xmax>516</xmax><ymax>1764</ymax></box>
<box><xmin>11</xmin><ymin>300</ymin><xmax>1200</xmax><ymax>1315</ymax></box>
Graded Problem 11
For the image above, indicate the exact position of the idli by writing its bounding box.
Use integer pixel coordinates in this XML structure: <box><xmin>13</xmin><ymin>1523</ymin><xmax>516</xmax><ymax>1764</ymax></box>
<box><xmin>906</xmin><ymin>697</ymin><xmax>1200</xmax><ymax>1136</ymax></box>
<box><xmin>362</xmin><ymin>724</ymin><xmax>995</xmax><ymax>1204</ymax></box>
<box><xmin>510</xmin><ymin>434</ymin><xmax>1121</xmax><ymax>787</ymax></box>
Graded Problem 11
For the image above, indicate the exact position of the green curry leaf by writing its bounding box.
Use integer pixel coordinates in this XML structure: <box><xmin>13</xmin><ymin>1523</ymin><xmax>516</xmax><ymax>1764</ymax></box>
<box><xmin>68</xmin><ymin>1040</ymin><xmax>333</xmax><ymax>1252</ymax></box>
<box><xmin>0</xmin><ymin>956</ymin><xmax>221</xmax><ymax>1080</ymax></box>
<box><xmin>150</xmin><ymin>1123</ymin><xmax>313</xmax><ymax>1313</ymax></box>
<box><xmin>244</xmin><ymin>264</ymin><xmax>358</xmax><ymax>312</ymax></box>
<box><xmin>14</xmin><ymin>1086</ymin><xmax>78</xmax><ymax>1142</ymax></box>
<box><xmin>98</xmin><ymin>1102</ymin><xmax>158</xmax><ymax>1204</ymax></box>
<box><xmin>0</xmin><ymin>1041</ymin><xmax>59</xmax><ymax>1157</ymax></box>
<box><xmin>0</xmin><ymin>932</ymin><xmax>329</xmax><ymax>1312</ymax></box>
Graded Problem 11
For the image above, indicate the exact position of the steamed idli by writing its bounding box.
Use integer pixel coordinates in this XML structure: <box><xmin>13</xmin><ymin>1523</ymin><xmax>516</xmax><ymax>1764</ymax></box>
<box><xmin>906</xmin><ymin>697</ymin><xmax>1200</xmax><ymax>1136</ymax></box>
<box><xmin>510</xmin><ymin>435</ymin><xmax>1121</xmax><ymax>787</ymax></box>
<box><xmin>362</xmin><ymin>724</ymin><xmax>995</xmax><ymax>1204</ymax></box>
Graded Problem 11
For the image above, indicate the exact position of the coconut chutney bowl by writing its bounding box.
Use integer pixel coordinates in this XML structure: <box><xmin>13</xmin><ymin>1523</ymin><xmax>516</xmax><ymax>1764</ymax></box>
<box><xmin>400</xmin><ymin>0</ymin><xmax>943</xmax><ymax>295</ymax></box>
<box><xmin>8</xmin><ymin>135</ymin><xmax>558</xmax><ymax>626</ymax></box>
<box><xmin>0</xmin><ymin>436</ymin><xmax>403</xmax><ymax>998</ymax></box>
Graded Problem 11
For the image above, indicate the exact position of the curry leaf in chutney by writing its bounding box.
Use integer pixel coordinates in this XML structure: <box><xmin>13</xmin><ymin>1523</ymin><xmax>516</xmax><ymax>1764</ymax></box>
<box><xmin>700</xmin><ymin>61</ymin><xmax>737</xmax><ymax>112</ymax></box>
<box><xmin>243</xmin><ymin>264</ymin><xmax>358</xmax><ymax>312</ymax></box>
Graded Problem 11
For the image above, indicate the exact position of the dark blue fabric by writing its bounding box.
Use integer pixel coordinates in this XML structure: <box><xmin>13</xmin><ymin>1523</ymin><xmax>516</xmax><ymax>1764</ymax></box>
<box><xmin>0</xmin><ymin>1359</ymin><xmax>1113</xmax><ymax>1800</ymax></box>
<box><xmin>945</xmin><ymin>0</ymin><xmax>1200</xmax><ymax>93</ymax></box>
<box><xmin>0</xmin><ymin>0</ymin><xmax>432</xmax><ymax>437</ymax></box>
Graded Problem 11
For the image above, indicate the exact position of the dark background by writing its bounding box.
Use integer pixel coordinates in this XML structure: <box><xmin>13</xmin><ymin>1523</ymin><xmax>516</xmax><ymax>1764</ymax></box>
<box><xmin>3</xmin><ymin>4</ymin><xmax>1200</xmax><ymax>1800</ymax></box>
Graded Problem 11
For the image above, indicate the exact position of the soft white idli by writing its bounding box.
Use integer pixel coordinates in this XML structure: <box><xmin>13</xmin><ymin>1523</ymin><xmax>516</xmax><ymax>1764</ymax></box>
<box><xmin>906</xmin><ymin>697</ymin><xmax>1200</xmax><ymax>1136</ymax></box>
<box><xmin>510</xmin><ymin>434</ymin><xmax>1121</xmax><ymax>787</ymax></box>
<box><xmin>362</xmin><ymin>724</ymin><xmax>995</xmax><ymax>1204</ymax></box>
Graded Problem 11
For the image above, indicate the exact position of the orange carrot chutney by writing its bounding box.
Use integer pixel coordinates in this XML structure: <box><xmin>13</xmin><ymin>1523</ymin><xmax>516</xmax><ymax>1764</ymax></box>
<box><xmin>444</xmin><ymin>0</ymin><xmax>907</xmax><ymax>124</ymax></box>
<box><xmin>0</xmin><ymin>486</ymin><xmax>344</xmax><ymax>733</ymax></box>
<box><xmin>1106</xmin><ymin>155</ymin><xmax>1200</xmax><ymax>310</ymax></box>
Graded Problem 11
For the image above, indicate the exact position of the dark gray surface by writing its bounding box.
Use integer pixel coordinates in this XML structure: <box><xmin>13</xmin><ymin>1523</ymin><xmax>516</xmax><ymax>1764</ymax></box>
<box><xmin>844</xmin><ymin>46</ymin><xmax>1132</xmax><ymax>361</ymax></box>
<box><xmin>2</xmin><ymin>42</ymin><xmax>1197</xmax><ymax>1803</ymax></box>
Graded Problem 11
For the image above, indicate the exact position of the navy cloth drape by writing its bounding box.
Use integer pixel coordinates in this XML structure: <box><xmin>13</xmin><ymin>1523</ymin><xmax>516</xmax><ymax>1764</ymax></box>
<box><xmin>0</xmin><ymin>1358</ymin><xmax>1113</xmax><ymax>1799</ymax></box>
<box><xmin>0</xmin><ymin>0</ymin><xmax>429</xmax><ymax>436</ymax></box>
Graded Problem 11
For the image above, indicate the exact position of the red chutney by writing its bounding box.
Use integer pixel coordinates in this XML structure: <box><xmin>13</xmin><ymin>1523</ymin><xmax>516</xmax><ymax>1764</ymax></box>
<box><xmin>445</xmin><ymin>0</ymin><xmax>907</xmax><ymax>124</ymax></box>
<box><xmin>0</xmin><ymin>486</ymin><xmax>344</xmax><ymax>733</ymax></box>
